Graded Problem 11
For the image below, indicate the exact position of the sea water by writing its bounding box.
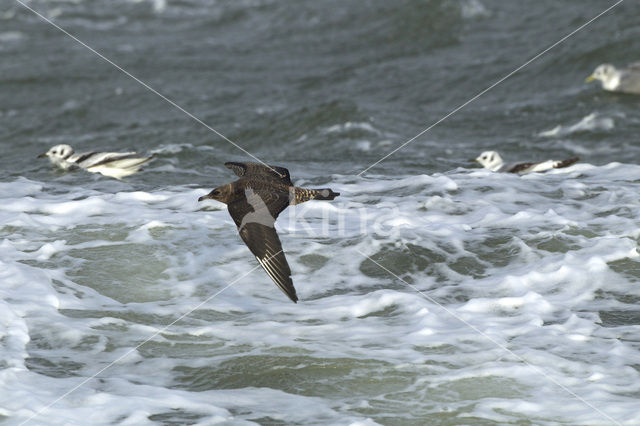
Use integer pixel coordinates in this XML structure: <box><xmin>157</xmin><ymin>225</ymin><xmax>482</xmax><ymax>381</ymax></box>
<box><xmin>1</xmin><ymin>0</ymin><xmax>640</xmax><ymax>424</ymax></box>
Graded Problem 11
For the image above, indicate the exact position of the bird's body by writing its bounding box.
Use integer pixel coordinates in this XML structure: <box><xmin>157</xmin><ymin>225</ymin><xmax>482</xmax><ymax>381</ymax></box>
<box><xmin>198</xmin><ymin>161</ymin><xmax>340</xmax><ymax>303</ymax></box>
<box><xmin>586</xmin><ymin>63</ymin><xmax>640</xmax><ymax>95</ymax></box>
<box><xmin>39</xmin><ymin>144</ymin><xmax>154</xmax><ymax>179</ymax></box>
<box><xmin>475</xmin><ymin>151</ymin><xmax>579</xmax><ymax>174</ymax></box>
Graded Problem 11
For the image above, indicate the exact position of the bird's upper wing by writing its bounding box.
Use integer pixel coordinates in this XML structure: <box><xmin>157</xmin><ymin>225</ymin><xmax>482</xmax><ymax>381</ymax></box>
<box><xmin>619</xmin><ymin>70</ymin><xmax>640</xmax><ymax>94</ymax></box>
<box><xmin>225</xmin><ymin>162</ymin><xmax>292</xmax><ymax>185</ymax></box>
<box><xmin>227</xmin><ymin>196</ymin><xmax>298</xmax><ymax>303</ymax></box>
<box><xmin>256</xmin><ymin>188</ymin><xmax>291</xmax><ymax>220</ymax></box>
<box><xmin>69</xmin><ymin>152</ymin><xmax>99</xmax><ymax>165</ymax></box>
<box><xmin>72</xmin><ymin>151</ymin><xmax>148</xmax><ymax>168</ymax></box>
<box><xmin>504</xmin><ymin>162</ymin><xmax>536</xmax><ymax>173</ymax></box>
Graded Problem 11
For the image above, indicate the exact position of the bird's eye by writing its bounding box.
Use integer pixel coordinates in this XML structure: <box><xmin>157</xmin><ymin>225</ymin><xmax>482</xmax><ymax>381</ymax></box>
<box><xmin>52</xmin><ymin>150</ymin><xmax>57</xmax><ymax>154</ymax></box>
<box><xmin>213</xmin><ymin>190</ymin><xmax>220</xmax><ymax>195</ymax></box>
<box><xmin>482</xmin><ymin>155</ymin><xmax>487</xmax><ymax>160</ymax></box>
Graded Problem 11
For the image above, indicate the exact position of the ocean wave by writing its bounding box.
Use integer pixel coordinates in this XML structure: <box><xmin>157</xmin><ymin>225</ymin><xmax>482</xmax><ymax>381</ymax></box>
<box><xmin>2</xmin><ymin>164</ymin><xmax>640</xmax><ymax>423</ymax></box>
<box><xmin>539</xmin><ymin>113</ymin><xmax>616</xmax><ymax>137</ymax></box>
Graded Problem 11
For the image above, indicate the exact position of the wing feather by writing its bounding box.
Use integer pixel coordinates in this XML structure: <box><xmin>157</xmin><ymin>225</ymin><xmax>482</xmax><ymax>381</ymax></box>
<box><xmin>225</xmin><ymin>161</ymin><xmax>292</xmax><ymax>184</ymax></box>
<box><xmin>228</xmin><ymin>196</ymin><xmax>297</xmax><ymax>302</ymax></box>
<box><xmin>505</xmin><ymin>162</ymin><xmax>536</xmax><ymax>173</ymax></box>
<box><xmin>73</xmin><ymin>151</ymin><xmax>153</xmax><ymax>169</ymax></box>
<box><xmin>240</xmin><ymin>222</ymin><xmax>297</xmax><ymax>303</ymax></box>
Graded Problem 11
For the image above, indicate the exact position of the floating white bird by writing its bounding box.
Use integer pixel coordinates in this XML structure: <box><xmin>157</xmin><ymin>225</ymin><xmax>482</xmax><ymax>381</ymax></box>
<box><xmin>38</xmin><ymin>144</ymin><xmax>154</xmax><ymax>179</ymax></box>
<box><xmin>586</xmin><ymin>63</ymin><xmax>640</xmax><ymax>95</ymax></box>
<box><xmin>475</xmin><ymin>151</ymin><xmax>580</xmax><ymax>174</ymax></box>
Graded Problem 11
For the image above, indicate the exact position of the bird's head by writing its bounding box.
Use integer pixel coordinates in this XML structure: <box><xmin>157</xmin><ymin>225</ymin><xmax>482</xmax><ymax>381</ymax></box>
<box><xmin>586</xmin><ymin>64</ymin><xmax>617</xmax><ymax>83</ymax></box>
<box><xmin>475</xmin><ymin>150</ymin><xmax>503</xmax><ymax>171</ymax></box>
<box><xmin>198</xmin><ymin>183</ymin><xmax>233</xmax><ymax>203</ymax></box>
<box><xmin>38</xmin><ymin>144</ymin><xmax>74</xmax><ymax>161</ymax></box>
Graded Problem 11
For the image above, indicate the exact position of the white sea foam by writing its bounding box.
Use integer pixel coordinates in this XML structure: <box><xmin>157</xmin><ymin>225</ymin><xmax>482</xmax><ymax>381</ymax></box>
<box><xmin>149</xmin><ymin>143</ymin><xmax>195</xmax><ymax>155</ymax></box>
<box><xmin>0</xmin><ymin>31</ymin><xmax>24</xmax><ymax>43</ymax></box>
<box><xmin>1</xmin><ymin>164</ymin><xmax>640</xmax><ymax>424</ymax></box>
<box><xmin>538</xmin><ymin>112</ymin><xmax>616</xmax><ymax>137</ymax></box>
<box><xmin>325</xmin><ymin>121</ymin><xmax>381</xmax><ymax>135</ymax></box>
<box><xmin>460</xmin><ymin>0</ymin><xmax>491</xmax><ymax>19</ymax></box>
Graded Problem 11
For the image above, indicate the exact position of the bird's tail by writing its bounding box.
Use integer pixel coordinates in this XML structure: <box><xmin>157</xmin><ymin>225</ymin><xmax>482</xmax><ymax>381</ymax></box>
<box><xmin>292</xmin><ymin>188</ymin><xmax>340</xmax><ymax>204</ymax></box>
<box><xmin>553</xmin><ymin>157</ymin><xmax>580</xmax><ymax>169</ymax></box>
<box><xmin>312</xmin><ymin>188</ymin><xmax>340</xmax><ymax>200</ymax></box>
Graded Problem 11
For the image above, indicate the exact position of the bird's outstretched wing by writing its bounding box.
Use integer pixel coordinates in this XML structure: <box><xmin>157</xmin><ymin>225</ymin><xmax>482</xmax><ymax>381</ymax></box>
<box><xmin>227</xmin><ymin>192</ymin><xmax>297</xmax><ymax>302</ymax></box>
<box><xmin>225</xmin><ymin>162</ymin><xmax>292</xmax><ymax>184</ymax></box>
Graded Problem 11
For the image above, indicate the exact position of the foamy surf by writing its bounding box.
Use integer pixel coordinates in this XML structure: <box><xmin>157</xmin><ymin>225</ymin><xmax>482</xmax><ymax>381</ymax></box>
<box><xmin>538</xmin><ymin>113</ymin><xmax>616</xmax><ymax>137</ymax></box>
<box><xmin>2</xmin><ymin>162</ymin><xmax>639</xmax><ymax>424</ymax></box>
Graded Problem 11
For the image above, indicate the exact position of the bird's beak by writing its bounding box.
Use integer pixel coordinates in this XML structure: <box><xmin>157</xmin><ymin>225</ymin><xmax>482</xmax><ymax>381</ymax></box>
<box><xmin>198</xmin><ymin>191</ymin><xmax>216</xmax><ymax>202</ymax></box>
<box><xmin>199</xmin><ymin>188</ymin><xmax>222</xmax><ymax>202</ymax></box>
<box><xmin>37</xmin><ymin>153</ymin><xmax>48</xmax><ymax>158</ymax></box>
<box><xmin>585</xmin><ymin>75</ymin><xmax>595</xmax><ymax>83</ymax></box>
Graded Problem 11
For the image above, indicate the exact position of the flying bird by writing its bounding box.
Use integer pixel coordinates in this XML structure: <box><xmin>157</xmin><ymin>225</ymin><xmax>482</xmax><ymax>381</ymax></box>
<box><xmin>475</xmin><ymin>151</ymin><xmax>579</xmax><ymax>174</ymax></box>
<box><xmin>39</xmin><ymin>144</ymin><xmax>154</xmax><ymax>179</ymax></box>
<box><xmin>586</xmin><ymin>63</ymin><xmax>640</xmax><ymax>95</ymax></box>
<box><xmin>198</xmin><ymin>161</ymin><xmax>340</xmax><ymax>303</ymax></box>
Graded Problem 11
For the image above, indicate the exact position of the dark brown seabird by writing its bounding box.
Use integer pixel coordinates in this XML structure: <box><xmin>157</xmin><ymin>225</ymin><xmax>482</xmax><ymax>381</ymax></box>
<box><xmin>198</xmin><ymin>162</ymin><xmax>340</xmax><ymax>303</ymax></box>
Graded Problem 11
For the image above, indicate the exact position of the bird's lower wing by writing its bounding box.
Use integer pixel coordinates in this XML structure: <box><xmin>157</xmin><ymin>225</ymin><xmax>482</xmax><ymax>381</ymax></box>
<box><xmin>238</xmin><ymin>222</ymin><xmax>297</xmax><ymax>303</ymax></box>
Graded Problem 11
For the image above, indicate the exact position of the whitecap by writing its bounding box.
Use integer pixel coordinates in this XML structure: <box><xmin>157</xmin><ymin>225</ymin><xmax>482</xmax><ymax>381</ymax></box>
<box><xmin>538</xmin><ymin>112</ymin><xmax>615</xmax><ymax>137</ymax></box>
<box><xmin>0</xmin><ymin>31</ymin><xmax>24</xmax><ymax>43</ymax></box>
<box><xmin>460</xmin><ymin>0</ymin><xmax>491</xmax><ymax>19</ymax></box>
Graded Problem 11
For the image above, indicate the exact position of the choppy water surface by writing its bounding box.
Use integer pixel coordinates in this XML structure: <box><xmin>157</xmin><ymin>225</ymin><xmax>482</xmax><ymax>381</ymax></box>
<box><xmin>1</xmin><ymin>0</ymin><xmax>640</xmax><ymax>424</ymax></box>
